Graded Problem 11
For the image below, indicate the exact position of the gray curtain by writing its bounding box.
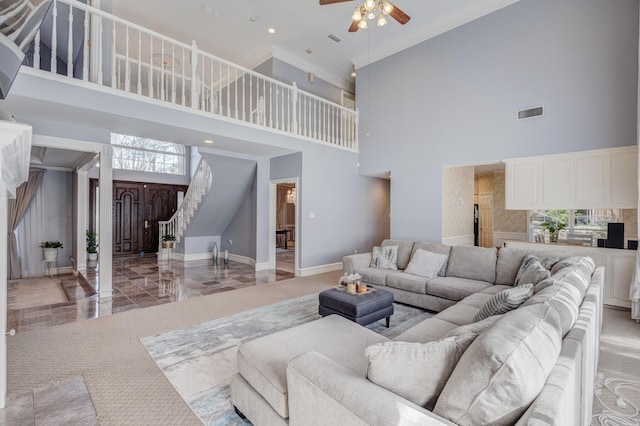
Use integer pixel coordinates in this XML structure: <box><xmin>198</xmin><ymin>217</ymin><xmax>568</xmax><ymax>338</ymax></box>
<box><xmin>7</xmin><ymin>168</ymin><xmax>46</xmax><ymax>279</ymax></box>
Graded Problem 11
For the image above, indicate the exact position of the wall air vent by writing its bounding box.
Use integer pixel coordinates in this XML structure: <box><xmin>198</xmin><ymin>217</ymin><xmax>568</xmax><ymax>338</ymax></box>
<box><xmin>328</xmin><ymin>34</ymin><xmax>341</xmax><ymax>43</ymax></box>
<box><xmin>517</xmin><ymin>106</ymin><xmax>543</xmax><ymax>120</ymax></box>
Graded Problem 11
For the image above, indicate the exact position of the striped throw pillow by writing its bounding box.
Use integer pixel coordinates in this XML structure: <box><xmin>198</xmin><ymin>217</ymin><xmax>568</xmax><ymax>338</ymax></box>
<box><xmin>473</xmin><ymin>284</ymin><xmax>534</xmax><ymax>322</ymax></box>
<box><xmin>515</xmin><ymin>254</ymin><xmax>555</xmax><ymax>286</ymax></box>
<box><xmin>369</xmin><ymin>245</ymin><xmax>399</xmax><ymax>270</ymax></box>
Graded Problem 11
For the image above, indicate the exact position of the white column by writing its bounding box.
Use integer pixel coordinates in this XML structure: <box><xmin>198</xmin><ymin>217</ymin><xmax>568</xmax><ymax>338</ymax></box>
<box><xmin>0</xmin><ymin>180</ymin><xmax>8</xmax><ymax>408</ymax></box>
<box><xmin>76</xmin><ymin>170</ymin><xmax>89</xmax><ymax>272</ymax></box>
<box><xmin>99</xmin><ymin>145</ymin><xmax>113</xmax><ymax>299</ymax></box>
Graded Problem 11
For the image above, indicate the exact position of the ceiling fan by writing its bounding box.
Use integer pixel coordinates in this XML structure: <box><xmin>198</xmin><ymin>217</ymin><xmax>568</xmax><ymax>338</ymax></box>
<box><xmin>319</xmin><ymin>0</ymin><xmax>410</xmax><ymax>32</ymax></box>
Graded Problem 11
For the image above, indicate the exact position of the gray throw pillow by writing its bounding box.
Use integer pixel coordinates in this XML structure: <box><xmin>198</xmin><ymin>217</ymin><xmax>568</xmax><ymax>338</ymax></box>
<box><xmin>473</xmin><ymin>284</ymin><xmax>534</xmax><ymax>322</ymax></box>
<box><xmin>405</xmin><ymin>249</ymin><xmax>448</xmax><ymax>279</ymax></box>
<box><xmin>515</xmin><ymin>254</ymin><xmax>554</xmax><ymax>286</ymax></box>
<box><xmin>365</xmin><ymin>332</ymin><xmax>476</xmax><ymax>409</ymax></box>
<box><xmin>369</xmin><ymin>245</ymin><xmax>399</xmax><ymax>270</ymax></box>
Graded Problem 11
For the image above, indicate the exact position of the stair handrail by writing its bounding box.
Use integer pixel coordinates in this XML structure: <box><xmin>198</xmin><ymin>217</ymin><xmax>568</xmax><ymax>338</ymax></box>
<box><xmin>158</xmin><ymin>157</ymin><xmax>211</xmax><ymax>251</ymax></box>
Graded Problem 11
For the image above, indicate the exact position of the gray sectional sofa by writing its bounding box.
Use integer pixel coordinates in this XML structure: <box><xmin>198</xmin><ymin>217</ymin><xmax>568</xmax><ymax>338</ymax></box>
<box><xmin>231</xmin><ymin>241</ymin><xmax>603</xmax><ymax>425</ymax></box>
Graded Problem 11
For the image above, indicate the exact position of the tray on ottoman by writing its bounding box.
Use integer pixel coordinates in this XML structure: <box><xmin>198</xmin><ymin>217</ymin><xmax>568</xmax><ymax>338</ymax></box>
<box><xmin>318</xmin><ymin>287</ymin><xmax>394</xmax><ymax>327</ymax></box>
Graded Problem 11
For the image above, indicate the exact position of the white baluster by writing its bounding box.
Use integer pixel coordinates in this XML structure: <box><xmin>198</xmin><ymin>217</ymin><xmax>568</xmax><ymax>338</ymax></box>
<box><xmin>98</xmin><ymin>16</ymin><xmax>103</xmax><ymax>85</ymax></box>
<box><xmin>181</xmin><ymin>48</ymin><xmax>185</xmax><ymax>106</ymax></box>
<box><xmin>51</xmin><ymin>0</ymin><xmax>57</xmax><ymax>73</ymax></box>
<box><xmin>125</xmin><ymin>26</ymin><xmax>130</xmax><ymax>91</ymax></box>
<box><xmin>137</xmin><ymin>30</ymin><xmax>142</xmax><ymax>94</ymax></box>
<box><xmin>148</xmin><ymin>37</ymin><xmax>153</xmax><ymax>99</ymax></box>
<box><xmin>34</xmin><ymin>30</ymin><xmax>41</xmax><ymax>70</ymax></box>
<box><xmin>171</xmin><ymin>44</ymin><xmax>176</xmax><ymax>103</ymax></box>
<box><xmin>67</xmin><ymin>4</ymin><xmax>73</xmax><ymax>77</ymax></box>
<box><xmin>82</xmin><ymin>12</ymin><xmax>88</xmax><ymax>81</ymax></box>
<box><xmin>111</xmin><ymin>21</ymin><xmax>116</xmax><ymax>88</ymax></box>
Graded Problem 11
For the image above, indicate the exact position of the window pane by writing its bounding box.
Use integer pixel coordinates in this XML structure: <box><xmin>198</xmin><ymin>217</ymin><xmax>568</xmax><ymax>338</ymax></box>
<box><xmin>111</xmin><ymin>133</ymin><xmax>185</xmax><ymax>175</ymax></box>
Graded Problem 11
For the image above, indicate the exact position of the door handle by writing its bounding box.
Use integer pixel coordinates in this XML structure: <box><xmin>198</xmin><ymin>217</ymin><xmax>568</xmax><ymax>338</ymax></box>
<box><xmin>144</xmin><ymin>220</ymin><xmax>150</xmax><ymax>229</ymax></box>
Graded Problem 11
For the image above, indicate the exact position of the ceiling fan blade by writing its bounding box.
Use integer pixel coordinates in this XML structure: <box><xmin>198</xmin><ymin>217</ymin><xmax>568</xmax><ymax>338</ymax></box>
<box><xmin>348</xmin><ymin>20</ymin><xmax>360</xmax><ymax>32</ymax></box>
<box><xmin>388</xmin><ymin>3</ymin><xmax>411</xmax><ymax>25</ymax></box>
<box><xmin>319</xmin><ymin>0</ymin><xmax>353</xmax><ymax>5</ymax></box>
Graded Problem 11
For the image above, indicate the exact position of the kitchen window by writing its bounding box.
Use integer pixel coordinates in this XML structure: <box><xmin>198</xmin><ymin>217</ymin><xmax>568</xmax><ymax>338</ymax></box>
<box><xmin>530</xmin><ymin>209</ymin><xmax>621</xmax><ymax>243</ymax></box>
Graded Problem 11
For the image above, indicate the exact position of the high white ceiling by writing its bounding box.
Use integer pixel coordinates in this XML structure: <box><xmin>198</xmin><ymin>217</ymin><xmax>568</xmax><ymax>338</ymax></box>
<box><xmin>110</xmin><ymin>0</ymin><xmax>521</xmax><ymax>90</ymax></box>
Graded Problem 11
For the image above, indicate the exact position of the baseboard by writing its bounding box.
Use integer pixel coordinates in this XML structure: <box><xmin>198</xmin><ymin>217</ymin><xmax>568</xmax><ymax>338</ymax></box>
<box><xmin>298</xmin><ymin>262</ymin><xmax>342</xmax><ymax>277</ymax></box>
<box><xmin>441</xmin><ymin>235</ymin><xmax>475</xmax><ymax>246</ymax></box>
<box><xmin>171</xmin><ymin>252</ymin><xmax>258</xmax><ymax>269</ymax></box>
<box><xmin>255</xmin><ymin>262</ymin><xmax>270</xmax><ymax>271</ymax></box>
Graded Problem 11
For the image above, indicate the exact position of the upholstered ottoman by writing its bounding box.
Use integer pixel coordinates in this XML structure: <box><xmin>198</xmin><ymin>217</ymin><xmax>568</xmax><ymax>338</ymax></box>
<box><xmin>319</xmin><ymin>287</ymin><xmax>394</xmax><ymax>327</ymax></box>
<box><xmin>230</xmin><ymin>315</ymin><xmax>389</xmax><ymax>425</ymax></box>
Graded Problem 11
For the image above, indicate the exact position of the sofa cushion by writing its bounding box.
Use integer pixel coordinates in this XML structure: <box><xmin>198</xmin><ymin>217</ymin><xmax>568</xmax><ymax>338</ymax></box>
<box><xmin>427</xmin><ymin>277</ymin><xmax>493</xmax><ymax>302</ymax></box>
<box><xmin>473</xmin><ymin>284</ymin><xmax>534</xmax><ymax>322</ymax></box>
<box><xmin>386</xmin><ymin>272</ymin><xmax>428</xmax><ymax>294</ymax></box>
<box><xmin>523</xmin><ymin>280</ymin><xmax>583</xmax><ymax>337</ymax></box>
<box><xmin>443</xmin><ymin>314</ymin><xmax>501</xmax><ymax>339</ymax></box>
<box><xmin>550</xmin><ymin>255</ymin><xmax>583</xmax><ymax>275</ymax></box>
<box><xmin>358</xmin><ymin>267</ymin><xmax>396</xmax><ymax>286</ymax></box>
<box><xmin>405</xmin><ymin>249</ymin><xmax>448</xmax><ymax>279</ymax></box>
<box><xmin>365</xmin><ymin>332</ymin><xmax>477</xmax><ymax>409</ymax></box>
<box><xmin>515</xmin><ymin>255</ymin><xmax>551</xmax><ymax>286</ymax></box>
<box><xmin>445</xmin><ymin>246</ymin><xmax>497</xmax><ymax>283</ymax></box>
<box><xmin>411</xmin><ymin>242</ymin><xmax>451</xmax><ymax>277</ymax></box>
<box><xmin>393</xmin><ymin>318</ymin><xmax>459</xmax><ymax>344</ymax></box>
<box><xmin>433</xmin><ymin>303</ymin><xmax>479</xmax><ymax>327</ymax></box>
<box><xmin>369</xmin><ymin>245</ymin><xmax>398</xmax><ymax>270</ymax></box>
<box><xmin>381</xmin><ymin>239</ymin><xmax>414</xmax><ymax>270</ymax></box>
<box><xmin>236</xmin><ymin>315</ymin><xmax>388</xmax><ymax>418</ymax></box>
<box><xmin>434</xmin><ymin>304</ymin><xmax>563</xmax><ymax>425</ymax></box>
<box><xmin>456</xmin><ymin>292</ymin><xmax>494</xmax><ymax>309</ymax></box>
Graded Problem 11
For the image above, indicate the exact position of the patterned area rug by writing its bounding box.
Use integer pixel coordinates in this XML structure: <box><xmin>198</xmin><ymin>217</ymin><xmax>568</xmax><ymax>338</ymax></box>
<box><xmin>141</xmin><ymin>293</ymin><xmax>433</xmax><ymax>425</ymax></box>
<box><xmin>11</xmin><ymin>277</ymin><xmax>67</xmax><ymax>309</ymax></box>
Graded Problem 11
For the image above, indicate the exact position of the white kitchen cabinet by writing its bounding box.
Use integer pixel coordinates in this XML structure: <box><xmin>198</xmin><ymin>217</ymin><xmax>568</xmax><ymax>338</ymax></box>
<box><xmin>504</xmin><ymin>241</ymin><xmax>634</xmax><ymax>308</ymax></box>
<box><xmin>505</xmin><ymin>146</ymin><xmax>637</xmax><ymax>210</ymax></box>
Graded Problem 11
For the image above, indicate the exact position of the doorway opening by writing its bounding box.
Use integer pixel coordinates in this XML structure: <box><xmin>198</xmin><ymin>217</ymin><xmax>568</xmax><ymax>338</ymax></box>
<box><xmin>269</xmin><ymin>179</ymin><xmax>298</xmax><ymax>275</ymax></box>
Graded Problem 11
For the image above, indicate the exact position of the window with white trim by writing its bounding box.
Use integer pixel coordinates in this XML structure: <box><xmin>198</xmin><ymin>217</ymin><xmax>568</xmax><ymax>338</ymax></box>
<box><xmin>530</xmin><ymin>209</ymin><xmax>621</xmax><ymax>243</ymax></box>
<box><xmin>110</xmin><ymin>133</ymin><xmax>186</xmax><ymax>175</ymax></box>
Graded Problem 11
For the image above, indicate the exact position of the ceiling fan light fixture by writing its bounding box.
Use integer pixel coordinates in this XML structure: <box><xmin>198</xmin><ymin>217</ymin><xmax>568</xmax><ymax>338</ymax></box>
<box><xmin>377</xmin><ymin>14</ymin><xmax>387</xmax><ymax>26</ymax></box>
<box><xmin>358</xmin><ymin>19</ymin><xmax>368</xmax><ymax>29</ymax></box>
<box><xmin>352</xmin><ymin>7</ymin><xmax>362</xmax><ymax>21</ymax></box>
<box><xmin>367</xmin><ymin>10</ymin><xmax>376</xmax><ymax>20</ymax></box>
<box><xmin>364</xmin><ymin>0</ymin><xmax>376</xmax><ymax>12</ymax></box>
<box><xmin>382</xmin><ymin>1</ymin><xmax>393</xmax><ymax>14</ymax></box>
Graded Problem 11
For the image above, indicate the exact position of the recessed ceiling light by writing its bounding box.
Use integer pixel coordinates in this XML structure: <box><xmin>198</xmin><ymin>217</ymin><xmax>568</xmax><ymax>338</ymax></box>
<box><xmin>268</xmin><ymin>28</ymin><xmax>276</xmax><ymax>34</ymax></box>
<box><xmin>204</xmin><ymin>139</ymin><xmax>214</xmax><ymax>144</ymax></box>
<box><xmin>351</xmin><ymin>71</ymin><xmax>356</xmax><ymax>77</ymax></box>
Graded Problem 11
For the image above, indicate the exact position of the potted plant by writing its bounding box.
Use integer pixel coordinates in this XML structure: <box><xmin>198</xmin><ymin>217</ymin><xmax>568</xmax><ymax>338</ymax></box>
<box><xmin>86</xmin><ymin>230</ymin><xmax>98</xmax><ymax>261</ymax></box>
<box><xmin>541</xmin><ymin>221</ymin><xmax>567</xmax><ymax>243</ymax></box>
<box><xmin>161</xmin><ymin>233</ymin><xmax>176</xmax><ymax>248</ymax></box>
<box><xmin>40</xmin><ymin>241</ymin><xmax>63</xmax><ymax>261</ymax></box>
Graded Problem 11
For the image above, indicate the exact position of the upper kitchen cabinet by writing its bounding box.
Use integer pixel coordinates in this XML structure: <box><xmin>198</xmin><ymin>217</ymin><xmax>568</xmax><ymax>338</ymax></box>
<box><xmin>505</xmin><ymin>146</ymin><xmax>637</xmax><ymax>210</ymax></box>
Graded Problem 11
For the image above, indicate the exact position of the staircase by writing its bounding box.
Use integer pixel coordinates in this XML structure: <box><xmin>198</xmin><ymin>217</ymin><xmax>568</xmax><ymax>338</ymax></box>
<box><xmin>158</xmin><ymin>157</ymin><xmax>212</xmax><ymax>250</ymax></box>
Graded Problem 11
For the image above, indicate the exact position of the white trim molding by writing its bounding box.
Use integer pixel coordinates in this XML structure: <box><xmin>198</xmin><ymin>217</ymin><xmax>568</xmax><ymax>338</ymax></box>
<box><xmin>298</xmin><ymin>262</ymin><xmax>342</xmax><ymax>277</ymax></box>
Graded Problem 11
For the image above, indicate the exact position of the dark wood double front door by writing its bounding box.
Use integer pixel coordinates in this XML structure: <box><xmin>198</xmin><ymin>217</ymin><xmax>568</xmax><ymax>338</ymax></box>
<box><xmin>91</xmin><ymin>180</ymin><xmax>187</xmax><ymax>255</ymax></box>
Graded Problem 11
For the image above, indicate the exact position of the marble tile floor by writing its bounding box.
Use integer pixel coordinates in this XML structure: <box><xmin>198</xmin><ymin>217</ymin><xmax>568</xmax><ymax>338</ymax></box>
<box><xmin>0</xmin><ymin>377</ymin><xmax>98</xmax><ymax>425</ymax></box>
<box><xmin>7</xmin><ymin>254</ymin><xmax>295</xmax><ymax>334</ymax></box>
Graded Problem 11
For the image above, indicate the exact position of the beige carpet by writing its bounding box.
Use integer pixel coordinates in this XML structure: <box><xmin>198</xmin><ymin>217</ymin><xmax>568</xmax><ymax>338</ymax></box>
<box><xmin>12</xmin><ymin>278</ymin><xmax>67</xmax><ymax>309</ymax></box>
<box><xmin>7</xmin><ymin>271</ymin><xmax>340</xmax><ymax>425</ymax></box>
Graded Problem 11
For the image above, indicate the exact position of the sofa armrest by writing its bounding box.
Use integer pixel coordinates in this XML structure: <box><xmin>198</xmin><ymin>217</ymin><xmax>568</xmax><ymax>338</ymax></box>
<box><xmin>287</xmin><ymin>351</ymin><xmax>455</xmax><ymax>426</ymax></box>
<box><xmin>343</xmin><ymin>252</ymin><xmax>372</xmax><ymax>274</ymax></box>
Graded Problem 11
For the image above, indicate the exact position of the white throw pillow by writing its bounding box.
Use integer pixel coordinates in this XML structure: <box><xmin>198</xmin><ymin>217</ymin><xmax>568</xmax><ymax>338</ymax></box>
<box><xmin>365</xmin><ymin>334</ymin><xmax>473</xmax><ymax>409</ymax></box>
<box><xmin>515</xmin><ymin>254</ymin><xmax>554</xmax><ymax>286</ymax></box>
<box><xmin>405</xmin><ymin>249</ymin><xmax>449</xmax><ymax>279</ymax></box>
<box><xmin>369</xmin><ymin>245</ymin><xmax>398</xmax><ymax>270</ymax></box>
<box><xmin>365</xmin><ymin>317</ymin><xmax>496</xmax><ymax>409</ymax></box>
<box><xmin>473</xmin><ymin>283</ymin><xmax>534</xmax><ymax>322</ymax></box>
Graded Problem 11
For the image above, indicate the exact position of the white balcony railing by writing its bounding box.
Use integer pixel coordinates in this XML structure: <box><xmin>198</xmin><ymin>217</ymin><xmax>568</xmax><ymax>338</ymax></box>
<box><xmin>26</xmin><ymin>0</ymin><xmax>358</xmax><ymax>150</ymax></box>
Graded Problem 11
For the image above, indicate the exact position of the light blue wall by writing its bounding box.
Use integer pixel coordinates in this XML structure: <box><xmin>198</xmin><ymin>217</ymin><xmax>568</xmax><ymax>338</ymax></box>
<box><xmin>357</xmin><ymin>0</ymin><xmax>639</xmax><ymax>242</ymax></box>
<box><xmin>271</xmin><ymin>152</ymin><xmax>302</xmax><ymax>180</ymax></box>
